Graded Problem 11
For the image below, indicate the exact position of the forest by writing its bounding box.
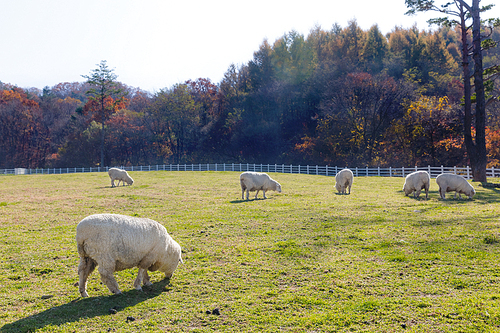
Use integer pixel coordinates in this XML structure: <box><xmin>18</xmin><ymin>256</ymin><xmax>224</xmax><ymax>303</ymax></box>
<box><xmin>1</xmin><ymin>20</ymin><xmax>500</xmax><ymax>169</ymax></box>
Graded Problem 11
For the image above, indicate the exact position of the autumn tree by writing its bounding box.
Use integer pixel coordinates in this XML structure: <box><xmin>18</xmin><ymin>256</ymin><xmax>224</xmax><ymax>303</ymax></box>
<box><xmin>0</xmin><ymin>87</ymin><xmax>49</xmax><ymax>168</ymax></box>
<box><xmin>148</xmin><ymin>84</ymin><xmax>199</xmax><ymax>164</ymax></box>
<box><xmin>405</xmin><ymin>0</ymin><xmax>500</xmax><ymax>181</ymax></box>
<box><xmin>320</xmin><ymin>73</ymin><xmax>414</xmax><ymax>165</ymax></box>
<box><xmin>81</xmin><ymin>60</ymin><xmax>128</xmax><ymax>167</ymax></box>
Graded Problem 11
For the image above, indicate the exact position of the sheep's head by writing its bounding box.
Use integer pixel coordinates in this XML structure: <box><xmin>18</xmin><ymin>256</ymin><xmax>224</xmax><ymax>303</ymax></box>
<box><xmin>403</xmin><ymin>183</ymin><xmax>410</xmax><ymax>196</ymax></box>
<box><xmin>275</xmin><ymin>181</ymin><xmax>282</xmax><ymax>193</ymax></box>
<box><xmin>126</xmin><ymin>177</ymin><xmax>134</xmax><ymax>185</ymax></box>
<box><xmin>468</xmin><ymin>187</ymin><xmax>476</xmax><ymax>199</ymax></box>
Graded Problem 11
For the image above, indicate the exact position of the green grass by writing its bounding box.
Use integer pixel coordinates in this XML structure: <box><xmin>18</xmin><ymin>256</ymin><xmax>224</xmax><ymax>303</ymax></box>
<box><xmin>1</xmin><ymin>171</ymin><xmax>500</xmax><ymax>332</ymax></box>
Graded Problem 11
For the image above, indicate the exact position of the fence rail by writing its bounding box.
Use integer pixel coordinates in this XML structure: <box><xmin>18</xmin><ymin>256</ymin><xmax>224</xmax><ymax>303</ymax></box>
<box><xmin>2</xmin><ymin>164</ymin><xmax>500</xmax><ymax>179</ymax></box>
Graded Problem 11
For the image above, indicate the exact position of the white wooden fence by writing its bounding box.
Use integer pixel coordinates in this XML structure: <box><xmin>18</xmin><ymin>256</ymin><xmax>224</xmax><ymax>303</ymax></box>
<box><xmin>2</xmin><ymin>163</ymin><xmax>500</xmax><ymax>179</ymax></box>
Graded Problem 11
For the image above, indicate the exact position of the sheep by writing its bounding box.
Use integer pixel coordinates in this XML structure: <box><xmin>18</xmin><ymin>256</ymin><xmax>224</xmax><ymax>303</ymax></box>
<box><xmin>335</xmin><ymin>169</ymin><xmax>354</xmax><ymax>194</ymax></box>
<box><xmin>240</xmin><ymin>171</ymin><xmax>282</xmax><ymax>200</ymax></box>
<box><xmin>108</xmin><ymin>167</ymin><xmax>134</xmax><ymax>187</ymax></box>
<box><xmin>436</xmin><ymin>173</ymin><xmax>475</xmax><ymax>200</ymax></box>
<box><xmin>403</xmin><ymin>170</ymin><xmax>430</xmax><ymax>199</ymax></box>
<box><xmin>76</xmin><ymin>213</ymin><xmax>182</xmax><ymax>297</ymax></box>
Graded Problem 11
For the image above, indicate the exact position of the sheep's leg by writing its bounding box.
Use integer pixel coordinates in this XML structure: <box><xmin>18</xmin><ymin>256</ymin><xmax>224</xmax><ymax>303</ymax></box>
<box><xmin>78</xmin><ymin>257</ymin><xmax>97</xmax><ymax>297</ymax></box>
<box><xmin>98</xmin><ymin>265</ymin><xmax>121</xmax><ymax>295</ymax></box>
<box><xmin>142</xmin><ymin>269</ymin><xmax>152</xmax><ymax>286</ymax></box>
<box><xmin>135</xmin><ymin>259</ymin><xmax>154</xmax><ymax>290</ymax></box>
<box><xmin>111</xmin><ymin>179</ymin><xmax>115</xmax><ymax>187</ymax></box>
<box><xmin>415</xmin><ymin>189</ymin><xmax>421</xmax><ymax>198</ymax></box>
<box><xmin>241</xmin><ymin>188</ymin><xmax>245</xmax><ymax>200</ymax></box>
<box><xmin>263</xmin><ymin>190</ymin><xmax>267</xmax><ymax>199</ymax></box>
<box><xmin>134</xmin><ymin>268</ymin><xmax>151</xmax><ymax>290</ymax></box>
<box><xmin>245</xmin><ymin>189</ymin><xmax>250</xmax><ymax>200</ymax></box>
<box><xmin>255</xmin><ymin>190</ymin><xmax>260</xmax><ymax>199</ymax></box>
<box><xmin>348</xmin><ymin>185</ymin><xmax>351</xmax><ymax>194</ymax></box>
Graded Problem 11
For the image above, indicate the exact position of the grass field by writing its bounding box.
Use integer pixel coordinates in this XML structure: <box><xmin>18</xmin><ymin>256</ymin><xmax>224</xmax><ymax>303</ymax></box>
<box><xmin>0</xmin><ymin>171</ymin><xmax>500</xmax><ymax>332</ymax></box>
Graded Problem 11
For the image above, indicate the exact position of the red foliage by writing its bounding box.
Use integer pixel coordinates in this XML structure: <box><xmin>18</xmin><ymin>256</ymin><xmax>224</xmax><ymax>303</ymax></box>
<box><xmin>82</xmin><ymin>96</ymin><xmax>129</xmax><ymax>123</ymax></box>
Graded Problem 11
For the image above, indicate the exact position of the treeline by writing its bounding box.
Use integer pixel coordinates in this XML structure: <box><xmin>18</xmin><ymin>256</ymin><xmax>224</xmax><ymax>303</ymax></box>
<box><xmin>1</xmin><ymin>21</ymin><xmax>500</xmax><ymax>169</ymax></box>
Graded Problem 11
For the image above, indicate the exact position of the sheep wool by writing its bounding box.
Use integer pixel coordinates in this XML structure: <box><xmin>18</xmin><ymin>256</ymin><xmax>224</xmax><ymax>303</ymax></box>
<box><xmin>335</xmin><ymin>169</ymin><xmax>354</xmax><ymax>194</ymax></box>
<box><xmin>240</xmin><ymin>171</ymin><xmax>282</xmax><ymax>200</ymax></box>
<box><xmin>76</xmin><ymin>213</ymin><xmax>182</xmax><ymax>297</ymax></box>
<box><xmin>436</xmin><ymin>173</ymin><xmax>475</xmax><ymax>199</ymax></box>
<box><xmin>108</xmin><ymin>167</ymin><xmax>134</xmax><ymax>187</ymax></box>
<box><xmin>403</xmin><ymin>170</ymin><xmax>430</xmax><ymax>199</ymax></box>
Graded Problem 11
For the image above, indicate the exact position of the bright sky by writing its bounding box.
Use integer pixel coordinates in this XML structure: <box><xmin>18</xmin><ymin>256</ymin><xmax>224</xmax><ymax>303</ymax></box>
<box><xmin>1</xmin><ymin>0</ymin><xmax>499</xmax><ymax>93</ymax></box>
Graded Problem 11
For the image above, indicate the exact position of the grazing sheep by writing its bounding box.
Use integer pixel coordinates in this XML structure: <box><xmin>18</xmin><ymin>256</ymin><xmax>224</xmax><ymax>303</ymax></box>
<box><xmin>240</xmin><ymin>172</ymin><xmax>282</xmax><ymax>200</ymax></box>
<box><xmin>403</xmin><ymin>171</ymin><xmax>430</xmax><ymax>199</ymax></box>
<box><xmin>108</xmin><ymin>167</ymin><xmax>134</xmax><ymax>187</ymax></box>
<box><xmin>436</xmin><ymin>173</ymin><xmax>475</xmax><ymax>199</ymax></box>
<box><xmin>335</xmin><ymin>169</ymin><xmax>354</xmax><ymax>194</ymax></box>
<box><xmin>76</xmin><ymin>213</ymin><xmax>182</xmax><ymax>297</ymax></box>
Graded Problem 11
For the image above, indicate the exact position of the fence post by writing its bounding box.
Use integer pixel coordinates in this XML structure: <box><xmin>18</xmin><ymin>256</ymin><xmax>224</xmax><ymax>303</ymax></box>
<box><xmin>378</xmin><ymin>166</ymin><xmax>380</xmax><ymax>176</ymax></box>
<box><xmin>326</xmin><ymin>165</ymin><xmax>328</xmax><ymax>177</ymax></box>
<box><xmin>389</xmin><ymin>167</ymin><xmax>392</xmax><ymax>177</ymax></box>
<box><xmin>467</xmin><ymin>166</ymin><xmax>470</xmax><ymax>179</ymax></box>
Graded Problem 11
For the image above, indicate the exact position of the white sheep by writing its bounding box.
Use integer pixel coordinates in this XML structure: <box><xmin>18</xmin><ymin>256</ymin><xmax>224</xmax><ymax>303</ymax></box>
<box><xmin>108</xmin><ymin>167</ymin><xmax>134</xmax><ymax>187</ymax></box>
<box><xmin>403</xmin><ymin>170</ymin><xmax>430</xmax><ymax>199</ymax></box>
<box><xmin>240</xmin><ymin>171</ymin><xmax>282</xmax><ymax>200</ymax></box>
<box><xmin>436</xmin><ymin>173</ymin><xmax>475</xmax><ymax>199</ymax></box>
<box><xmin>335</xmin><ymin>169</ymin><xmax>354</xmax><ymax>194</ymax></box>
<box><xmin>76</xmin><ymin>213</ymin><xmax>182</xmax><ymax>297</ymax></box>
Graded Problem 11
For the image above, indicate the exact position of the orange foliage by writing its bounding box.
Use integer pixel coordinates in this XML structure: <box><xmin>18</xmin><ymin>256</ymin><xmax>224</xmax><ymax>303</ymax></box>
<box><xmin>83</xmin><ymin>96</ymin><xmax>129</xmax><ymax>123</ymax></box>
<box><xmin>0</xmin><ymin>89</ymin><xmax>39</xmax><ymax>107</ymax></box>
<box><xmin>486</xmin><ymin>127</ymin><xmax>500</xmax><ymax>167</ymax></box>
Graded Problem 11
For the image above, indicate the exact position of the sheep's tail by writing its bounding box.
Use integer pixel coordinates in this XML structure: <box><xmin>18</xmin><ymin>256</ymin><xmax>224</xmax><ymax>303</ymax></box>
<box><xmin>77</xmin><ymin>242</ymin><xmax>87</xmax><ymax>257</ymax></box>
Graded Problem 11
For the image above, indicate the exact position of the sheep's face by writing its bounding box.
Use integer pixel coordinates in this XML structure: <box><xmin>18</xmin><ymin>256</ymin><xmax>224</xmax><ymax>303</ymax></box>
<box><xmin>127</xmin><ymin>178</ymin><xmax>134</xmax><ymax>185</ymax></box>
<box><xmin>275</xmin><ymin>182</ymin><xmax>282</xmax><ymax>193</ymax></box>
<box><xmin>403</xmin><ymin>184</ymin><xmax>411</xmax><ymax>196</ymax></box>
<box><xmin>467</xmin><ymin>187</ymin><xmax>476</xmax><ymax>198</ymax></box>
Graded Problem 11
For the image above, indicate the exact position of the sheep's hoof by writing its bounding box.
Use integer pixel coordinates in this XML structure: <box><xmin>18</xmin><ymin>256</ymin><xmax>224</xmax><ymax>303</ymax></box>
<box><xmin>81</xmin><ymin>291</ymin><xmax>89</xmax><ymax>297</ymax></box>
<box><xmin>144</xmin><ymin>281</ymin><xmax>153</xmax><ymax>287</ymax></box>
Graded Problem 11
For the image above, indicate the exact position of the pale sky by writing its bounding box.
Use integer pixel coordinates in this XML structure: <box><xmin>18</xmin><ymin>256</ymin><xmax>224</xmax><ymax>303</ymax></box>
<box><xmin>1</xmin><ymin>0</ymin><xmax>499</xmax><ymax>93</ymax></box>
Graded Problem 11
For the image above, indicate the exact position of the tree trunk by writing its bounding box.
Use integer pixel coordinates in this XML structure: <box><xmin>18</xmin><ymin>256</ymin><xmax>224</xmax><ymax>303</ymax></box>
<box><xmin>461</xmin><ymin>4</ymin><xmax>475</xmax><ymax>175</ymax></box>
<box><xmin>470</xmin><ymin>0</ymin><xmax>487</xmax><ymax>181</ymax></box>
<box><xmin>461</xmin><ymin>0</ymin><xmax>487</xmax><ymax>182</ymax></box>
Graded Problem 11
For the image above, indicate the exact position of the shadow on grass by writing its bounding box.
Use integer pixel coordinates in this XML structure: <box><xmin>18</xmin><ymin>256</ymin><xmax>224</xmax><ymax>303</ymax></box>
<box><xmin>0</xmin><ymin>279</ymin><xmax>171</xmax><ymax>333</ymax></box>
<box><xmin>399</xmin><ymin>186</ymin><xmax>500</xmax><ymax>204</ymax></box>
<box><xmin>230</xmin><ymin>197</ymin><xmax>275</xmax><ymax>203</ymax></box>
